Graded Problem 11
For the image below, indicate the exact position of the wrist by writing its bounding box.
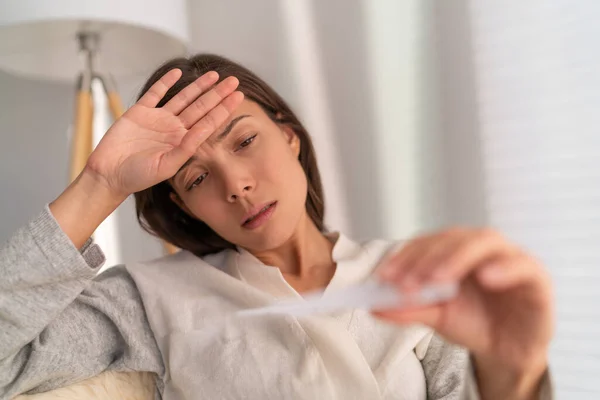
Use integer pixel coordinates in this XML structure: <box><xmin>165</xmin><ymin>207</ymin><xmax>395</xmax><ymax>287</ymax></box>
<box><xmin>78</xmin><ymin>165</ymin><xmax>129</xmax><ymax>205</ymax></box>
<box><xmin>473</xmin><ymin>354</ymin><xmax>547</xmax><ymax>400</ymax></box>
<box><xmin>49</xmin><ymin>168</ymin><xmax>127</xmax><ymax>249</ymax></box>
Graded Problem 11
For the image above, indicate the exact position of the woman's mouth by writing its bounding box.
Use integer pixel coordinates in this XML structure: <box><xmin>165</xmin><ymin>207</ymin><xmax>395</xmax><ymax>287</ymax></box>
<box><xmin>242</xmin><ymin>202</ymin><xmax>277</xmax><ymax>230</ymax></box>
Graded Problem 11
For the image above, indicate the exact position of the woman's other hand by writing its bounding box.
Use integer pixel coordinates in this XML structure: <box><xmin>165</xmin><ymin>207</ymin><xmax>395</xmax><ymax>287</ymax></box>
<box><xmin>375</xmin><ymin>228</ymin><xmax>553</xmax><ymax>400</ymax></box>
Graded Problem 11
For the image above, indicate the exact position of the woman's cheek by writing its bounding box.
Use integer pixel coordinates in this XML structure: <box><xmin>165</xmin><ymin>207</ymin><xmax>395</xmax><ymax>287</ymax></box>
<box><xmin>189</xmin><ymin>198</ymin><xmax>219</xmax><ymax>224</ymax></box>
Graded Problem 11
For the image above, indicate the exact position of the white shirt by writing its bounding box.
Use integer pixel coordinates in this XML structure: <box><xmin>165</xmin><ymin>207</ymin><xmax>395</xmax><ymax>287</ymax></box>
<box><xmin>125</xmin><ymin>233</ymin><xmax>490</xmax><ymax>399</ymax></box>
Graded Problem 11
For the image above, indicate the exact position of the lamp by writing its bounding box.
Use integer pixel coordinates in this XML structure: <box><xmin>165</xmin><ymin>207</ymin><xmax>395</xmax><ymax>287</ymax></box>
<box><xmin>0</xmin><ymin>0</ymin><xmax>189</xmax><ymax>254</ymax></box>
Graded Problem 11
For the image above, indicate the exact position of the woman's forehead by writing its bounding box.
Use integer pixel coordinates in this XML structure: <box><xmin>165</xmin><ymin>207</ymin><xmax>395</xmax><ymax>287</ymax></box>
<box><xmin>229</xmin><ymin>99</ymin><xmax>263</xmax><ymax>119</ymax></box>
<box><xmin>214</xmin><ymin>100</ymin><xmax>269</xmax><ymax>134</ymax></box>
<box><xmin>202</xmin><ymin>101</ymin><xmax>265</xmax><ymax>145</ymax></box>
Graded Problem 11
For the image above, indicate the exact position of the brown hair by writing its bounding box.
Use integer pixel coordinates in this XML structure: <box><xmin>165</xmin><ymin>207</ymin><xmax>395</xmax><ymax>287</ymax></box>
<box><xmin>134</xmin><ymin>54</ymin><xmax>325</xmax><ymax>257</ymax></box>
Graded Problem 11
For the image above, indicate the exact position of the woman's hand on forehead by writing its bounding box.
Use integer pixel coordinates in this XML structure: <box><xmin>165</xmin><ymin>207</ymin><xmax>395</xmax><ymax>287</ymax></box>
<box><xmin>84</xmin><ymin>69</ymin><xmax>245</xmax><ymax>199</ymax></box>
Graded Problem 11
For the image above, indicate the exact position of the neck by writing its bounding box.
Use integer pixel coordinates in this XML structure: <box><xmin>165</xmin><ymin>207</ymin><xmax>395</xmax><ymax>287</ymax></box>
<box><xmin>250</xmin><ymin>212</ymin><xmax>334</xmax><ymax>279</ymax></box>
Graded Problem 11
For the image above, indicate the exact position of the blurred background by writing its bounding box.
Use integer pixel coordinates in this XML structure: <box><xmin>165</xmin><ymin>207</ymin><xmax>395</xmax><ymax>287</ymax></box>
<box><xmin>0</xmin><ymin>0</ymin><xmax>598</xmax><ymax>398</ymax></box>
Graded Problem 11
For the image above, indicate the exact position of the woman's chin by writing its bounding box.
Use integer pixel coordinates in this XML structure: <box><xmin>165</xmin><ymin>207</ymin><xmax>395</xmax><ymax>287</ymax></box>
<box><xmin>244</xmin><ymin>232</ymin><xmax>291</xmax><ymax>253</ymax></box>
<box><xmin>237</xmin><ymin>221</ymin><xmax>297</xmax><ymax>252</ymax></box>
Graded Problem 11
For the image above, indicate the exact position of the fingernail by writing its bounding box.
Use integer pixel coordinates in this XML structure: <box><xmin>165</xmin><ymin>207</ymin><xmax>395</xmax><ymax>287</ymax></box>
<box><xmin>481</xmin><ymin>264</ymin><xmax>503</xmax><ymax>281</ymax></box>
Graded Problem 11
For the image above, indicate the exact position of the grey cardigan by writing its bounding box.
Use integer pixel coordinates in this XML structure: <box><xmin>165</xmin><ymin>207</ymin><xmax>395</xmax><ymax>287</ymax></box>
<box><xmin>0</xmin><ymin>207</ymin><xmax>163</xmax><ymax>399</ymax></box>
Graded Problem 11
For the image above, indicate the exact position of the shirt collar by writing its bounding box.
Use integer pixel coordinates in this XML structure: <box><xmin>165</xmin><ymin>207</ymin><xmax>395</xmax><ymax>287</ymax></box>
<box><xmin>224</xmin><ymin>232</ymin><xmax>376</xmax><ymax>299</ymax></box>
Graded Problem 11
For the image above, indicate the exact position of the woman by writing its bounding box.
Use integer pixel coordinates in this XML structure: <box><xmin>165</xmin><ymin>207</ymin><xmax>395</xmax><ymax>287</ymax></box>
<box><xmin>1</xmin><ymin>54</ymin><xmax>553</xmax><ymax>399</ymax></box>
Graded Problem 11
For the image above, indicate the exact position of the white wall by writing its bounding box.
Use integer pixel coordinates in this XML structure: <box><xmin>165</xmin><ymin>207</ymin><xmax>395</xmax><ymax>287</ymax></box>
<box><xmin>0</xmin><ymin>72</ymin><xmax>73</xmax><ymax>238</ymax></box>
<box><xmin>186</xmin><ymin>0</ymin><xmax>382</xmax><ymax>238</ymax></box>
<box><xmin>306</xmin><ymin>0</ymin><xmax>384</xmax><ymax>239</ymax></box>
<box><xmin>430</xmin><ymin>0</ymin><xmax>488</xmax><ymax>228</ymax></box>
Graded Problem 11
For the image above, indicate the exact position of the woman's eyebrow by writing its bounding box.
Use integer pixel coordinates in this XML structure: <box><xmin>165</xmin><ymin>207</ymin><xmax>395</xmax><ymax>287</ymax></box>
<box><xmin>215</xmin><ymin>114</ymin><xmax>251</xmax><ymax>143</ymax></box>
<box><xmin>174</xmin><ymin>156</ymin><xmax>198</xmax><ymax>180</ymax></box>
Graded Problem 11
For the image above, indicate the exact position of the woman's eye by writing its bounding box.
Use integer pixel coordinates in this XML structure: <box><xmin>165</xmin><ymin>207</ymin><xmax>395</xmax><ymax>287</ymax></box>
<box><xmin>238</xmin><ymin>134</ymin><xmax>257</xmax><ymax>149</ymax></box>
<box><xmin>188</xmin><ymin>173</ymin><xmax>208</xmax><ymax>190</ymax></box>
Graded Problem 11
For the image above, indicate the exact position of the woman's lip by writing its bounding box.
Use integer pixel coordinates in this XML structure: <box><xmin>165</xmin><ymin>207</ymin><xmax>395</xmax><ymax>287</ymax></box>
<box><xmin>241</xmin><ymin>201</ymin><xmax>276</xmax><ymax>224</ymax></box>
<box><xmin>242</xmin><ymin>202</ymin><xmax>277</xmax><ymax>229</ymax></box>
<box><xmin>241</xmin><ymin>201</ymin><xmax>275</xmax><ymax>224</ymax></box>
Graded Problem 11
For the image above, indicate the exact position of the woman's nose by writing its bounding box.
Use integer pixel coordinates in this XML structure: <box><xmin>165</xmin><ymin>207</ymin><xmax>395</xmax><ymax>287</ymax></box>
<box><xmin>221</xmin><ymin>166</ymin><xmax>255</xmax><ymax>202</ymax></box>
<box><xmin>229</xmin><ymin>185</ymin><xmax>253</xmax><ymax>201</ymax></box>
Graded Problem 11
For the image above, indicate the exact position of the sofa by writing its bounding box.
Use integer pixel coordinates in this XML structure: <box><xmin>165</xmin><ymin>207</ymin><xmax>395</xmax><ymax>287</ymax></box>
<box><xmin>14</xmin><ymin>371</ymin><xmax>156</xmax><ymax>400</ymax></box>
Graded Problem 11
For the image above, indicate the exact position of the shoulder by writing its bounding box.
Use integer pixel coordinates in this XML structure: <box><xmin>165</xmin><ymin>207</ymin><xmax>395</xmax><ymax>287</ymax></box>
<box><xmin>130</xmin><ymin>248</ymin><xmax>230</xmax><ymax>268</ymax></box>
<box><xmin>89</xmin><ymin>265</ymin><xmax>145</xmax><ymax>302</ymax></box>
<box><xmin>124</xmin><ymin>249</ymin><xmax>236</xmax><ymax>295</ymax></box>
<box><xmin>93</xmin><ymin>264</ymin><xmax>134</xmax><ymax>288</ymax></box>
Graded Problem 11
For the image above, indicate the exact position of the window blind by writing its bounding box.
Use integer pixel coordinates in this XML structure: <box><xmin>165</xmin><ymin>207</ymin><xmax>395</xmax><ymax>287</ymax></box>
<box><xmin>467</xmin><ymin>1</ymin><xmax>600</xmax><ymax>397</ymax></box>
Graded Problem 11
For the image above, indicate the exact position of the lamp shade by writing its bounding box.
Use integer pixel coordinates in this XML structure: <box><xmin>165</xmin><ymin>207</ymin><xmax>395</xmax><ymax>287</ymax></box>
<box><xmin>0</xmin><ymin>0</ymin><xmax>190</xmax><ymax>82</ymax></box>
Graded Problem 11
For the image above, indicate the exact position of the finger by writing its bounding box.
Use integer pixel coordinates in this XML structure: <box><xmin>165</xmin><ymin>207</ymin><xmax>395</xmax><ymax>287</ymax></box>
<box><xmin>164</xmin><ymin>91</ymin><xmax>244</xmax><ymax>168</ymax></box>
<box><xmin>162</xmin><ymin>71</ymin><xmax>219</xmax><ymax>115</ymax></box>
<box><xmin>137</xmin><ymin>69</ymin><xmax>183</xmax><ymax>108</ymax></box>
<box><xmin>392</xmin><ymin>240</ymin><xmax>437</xmax><ymax>287</ymax></box>
<box><xmin>378</xmin><ymin>234</ymin><xmax>438</xmax><ymax>279</ymax></box>
<box><xmin>429</xmin><ymin>229</ymin><xmax>516</xmax><ymax>282</ymax></box>
<box><xmin>377</xmin><ymin>237</ymin><xmax>431</xmax><ymax>284</ymax></box>
<box><xmin>178</xmin><ymin>76</ymin><xmax>240</xmax><ymax>129</ymax></box>
<box><xmin>404</xmin><ymin>229</ymin><xmax>468</xmax><ymax>285</ymax></box>
<box><xmin>186</xmin><ymin>91</ymin><xmax>245</xmax><ymax>140</ymax></box>
<box><xmin>476</xmin><ymin>253</ymin><xmax>545</xmax><ymax>291</ymax></box>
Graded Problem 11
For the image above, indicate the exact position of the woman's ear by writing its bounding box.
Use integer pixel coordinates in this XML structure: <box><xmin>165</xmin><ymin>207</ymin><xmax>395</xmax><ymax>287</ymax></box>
<box><xmin>281</xmin><ymin>124</ymin><xmax>301</xmax><ymax>158</ymax></box>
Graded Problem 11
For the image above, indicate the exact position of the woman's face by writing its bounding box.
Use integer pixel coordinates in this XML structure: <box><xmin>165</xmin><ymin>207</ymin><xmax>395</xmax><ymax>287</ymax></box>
<box><xmin>170</xmin><ymin>99</ymin><xmax>308</xmax><ymax>251</ymax></box>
